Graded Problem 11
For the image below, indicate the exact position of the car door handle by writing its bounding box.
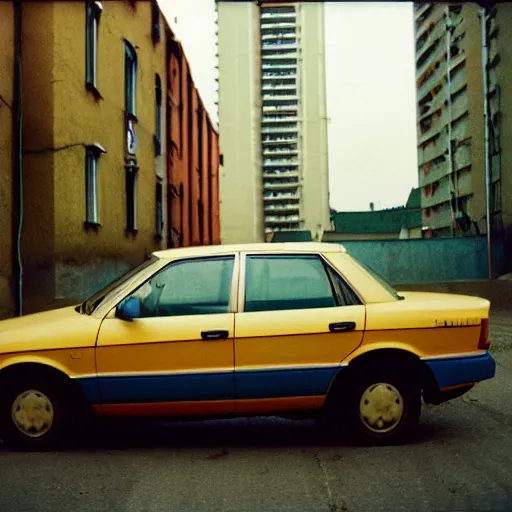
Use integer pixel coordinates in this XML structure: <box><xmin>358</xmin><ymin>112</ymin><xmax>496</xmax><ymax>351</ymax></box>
<box><xmin>329</xmin><ymin>322</ymin><xmax>356</xmax><ymax>333</ymax></box>
<box><xmin>201</xmin><ymin>330</ymin><xmax>230</xmax><ymax>341</ymax></box>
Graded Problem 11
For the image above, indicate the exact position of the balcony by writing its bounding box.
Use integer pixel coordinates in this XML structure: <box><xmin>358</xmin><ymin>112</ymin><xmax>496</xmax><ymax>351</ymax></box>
<box><xmin>263</xmin><ymin>148</ymin><xmax>298</xmax><ymax>157</ymax></box>
<box><xmin>264</xmin><ymin>202</ymin><xmax>300</xmax><ymax>213</ymax></box>
<box><xmin>262</xmin><ymin>70</ymin><xmax>297</xmax><ymax>79</ymax></box>
<box><xmin>261</xmin><ymin>33</ymin><xmax>296</xmax><ymax>42</ymax></box>
<box><xmin>264</xmin><ymin>181</ymin><xmax>299</xmax><ymax>191</ymax></box>
<box><xmin>262</xmin><ymin>62</ymin><xmax>297</xmax><ymax>71</ymax></box>
<box><xmin>262</xmin><ymin>136</ymin><xmax>299</xmax><ymax>145</ymax></box>
<box><xmin>262</xmin><ymin>95</ymin><xmax>299</xmax><ymax>103</ymax></box>
<box><xmin>261</xmin><ymin>10</ymin><xmax>296</xmax><ymax>19</ymax></box>
<box><xmin>265</xmin><ymin>215</ymin><xmax>302</xmax><ymax>224</ymax></box>
<box><xmin>416</xmin><ymin>18</ymin><xmax>445</xmax><ymax>63</ymax></box>
<box><xmin>261</xmin><ymin>126</ymin><xmax>298</xmax><ymax>135</ymax></box>
<box><xmin>418</xmin><ymin>135</ymin><xmax>448</xmax><ymax>166</ymax></box>
<box><xmin>264</xmin><ymin>192</ymin><xmax>300</xmax><ymax>201</ymax></box>
<box><xmin>419</xmin><ymin>156</ymin><xmax>449</xmax><ymax>188</ymax></box>
<box><xmin>261</xmin><ymin>41</ymin><xmax>298</xmax><ymax>50</ymax></box>
<box><xmin>260</xmin><ymin>21</ymin><xmax>296</xmax><ymax>29</ymax></box>
<box><xmin>262</xmin><ymin>103</ymin><xmax>298</xmax><ymax>114</ymax></box>
<box><xmin>417</xmin><ymin>61</ymin><xmax>447</xmax><ymax>102</ymax></box>
<box><xmin>262</xmin><ymin>81</ymin><xmax>296</xmax><ymax>90</ymax></box>
<box><xmin>263</xmin><ymin>171</ymin><xmax>299</xmax><ymax>180</ymax></box>
<box><xmin>263</xmin><ymin>158</ymin><xmax>299</xmax><ymax>167</ymax></box>
<box><xmin>262</xmin><ymin>115</ymin><xmax>299</xmax><ymax>124</ymax></box>
<box><xmin>421</xmin><ymin>176</ymin><xmax>452</xmax><ymax>209</ymax></box>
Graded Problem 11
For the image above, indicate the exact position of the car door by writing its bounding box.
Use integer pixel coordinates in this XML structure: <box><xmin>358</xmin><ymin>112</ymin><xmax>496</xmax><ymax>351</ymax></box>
<box><xmin>234</xmin><ymin>252</ymin><xmax>365</xmax><ymax>414</ymax></box>
<box><xmin>95</xmin><ymin>254</ymin><xmax>238</xmax><ymax>417</ymax></box>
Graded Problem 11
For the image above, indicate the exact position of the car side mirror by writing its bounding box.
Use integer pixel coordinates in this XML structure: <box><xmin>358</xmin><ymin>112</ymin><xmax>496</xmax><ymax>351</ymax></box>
<box><xmin>116</xmin><ymin>296</ymin><xmax>141</xmax><ymax>321</ymax></box>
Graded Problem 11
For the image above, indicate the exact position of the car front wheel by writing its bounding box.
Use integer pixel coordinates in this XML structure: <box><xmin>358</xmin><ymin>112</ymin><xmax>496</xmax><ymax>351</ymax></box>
<box><xmin>0</xmin><ymin>377</ymin><xmax>67</xmax><ymax>450</ymax></box>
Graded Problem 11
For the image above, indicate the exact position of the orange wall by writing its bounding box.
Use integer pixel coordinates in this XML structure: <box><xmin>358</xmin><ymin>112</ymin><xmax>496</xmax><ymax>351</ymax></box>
<box><xmin>167</xmin><ymin>41</ymin><xmax>220</xmax><ymax>248</ymax></box>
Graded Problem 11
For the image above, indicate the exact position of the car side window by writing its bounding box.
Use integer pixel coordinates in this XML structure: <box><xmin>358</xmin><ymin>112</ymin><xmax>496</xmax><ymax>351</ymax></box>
<box><xmin>128</xmin><ymin>256</ymin><xmax>235</xmax><ymax>318</ymax></box>
<box><xmin>244</xmin><ymin>254</ymin><xmax>337</xmax><ymax>312</ymax></box>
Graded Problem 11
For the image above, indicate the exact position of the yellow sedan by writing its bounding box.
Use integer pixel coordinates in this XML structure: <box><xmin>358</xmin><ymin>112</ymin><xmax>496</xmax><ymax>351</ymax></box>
<box><xmin>0</xmin><ymin>243</ymin><xmax>495</xmax><ymax>449</ymax></box>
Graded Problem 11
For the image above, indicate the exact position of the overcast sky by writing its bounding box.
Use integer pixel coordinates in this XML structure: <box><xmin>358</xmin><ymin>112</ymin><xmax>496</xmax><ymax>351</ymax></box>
<box><xmin>159</xmin><ymin>1</ymin><xmax>418</xmax><ymax>212</ymax></box>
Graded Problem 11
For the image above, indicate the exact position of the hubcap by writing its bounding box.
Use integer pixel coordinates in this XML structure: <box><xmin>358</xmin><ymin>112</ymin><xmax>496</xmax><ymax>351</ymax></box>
<box><xmin>359</xmin><ymin>382</ymin><xmax>404</xmax><ymax>434</ymax></box>
<box><xmin>11</xmin><ymin>389</ymin><xmax>54</xmax><ymax>438</ymax></box>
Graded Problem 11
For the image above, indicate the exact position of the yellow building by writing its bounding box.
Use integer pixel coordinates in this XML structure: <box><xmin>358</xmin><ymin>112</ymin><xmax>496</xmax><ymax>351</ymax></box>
<box><xmin>0</xmin><ymin>1</ymin><xmax>14</xmax><ymax>319</ymax></box>
<box><xmin>1</xmin><ymin>0</ymin><xmax>169</xmax><ymax>316</ymax></box>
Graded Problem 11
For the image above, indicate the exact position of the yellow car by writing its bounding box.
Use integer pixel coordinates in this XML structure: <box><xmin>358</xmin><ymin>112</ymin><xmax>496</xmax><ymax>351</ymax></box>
<box><xmin>0</xmin><ymin>243</ymin><xmax>495</xmax><ymax>449</ymax></box>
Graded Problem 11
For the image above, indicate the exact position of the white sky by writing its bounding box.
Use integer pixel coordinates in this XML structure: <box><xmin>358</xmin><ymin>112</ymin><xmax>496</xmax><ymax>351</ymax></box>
<box><xmin>159</xmin><ymin>1</ymin><xmax>418</xmax><ymax>212</ymax></box>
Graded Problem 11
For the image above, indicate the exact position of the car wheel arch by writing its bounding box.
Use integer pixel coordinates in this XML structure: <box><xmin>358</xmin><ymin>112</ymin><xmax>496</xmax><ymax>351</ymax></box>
<box><xmin>326</xmin><ymin>348</ymin><xmax>438</xmax><ymax>403</ymax></box>
<box><xmin>0</xmin><ymin>362</ymin><xmax>92</xmax><ymax>417</ymax></box>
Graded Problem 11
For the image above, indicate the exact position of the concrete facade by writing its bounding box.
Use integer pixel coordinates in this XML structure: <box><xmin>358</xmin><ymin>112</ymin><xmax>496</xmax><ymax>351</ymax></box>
<box><xmin>0</xmin><ymin>0</ymin><xmax>220</xmax><ymax>317</ymax></box>
<box><xmin>485</xmin><ymin>4</ymin><xmax>512</xmax><ymax>272</ymax></box>
<box><xmin>414</xmin><ymin>3</ymin><xmax>485</xmax><ymax>238</ymax></box>
<box><xmin>217</xmin><ymin>0</ymin><xmax>330</xmax><ymax>244</ymax></box>
<box><xmin>0</xmin><ymin>1</ymin><xmax>14</xmax><ymax>319</ymax></box>
<box><xmin>217</xmin><ymin>1</ymin><xmax>264</xmax><ymax>244</ymax></box>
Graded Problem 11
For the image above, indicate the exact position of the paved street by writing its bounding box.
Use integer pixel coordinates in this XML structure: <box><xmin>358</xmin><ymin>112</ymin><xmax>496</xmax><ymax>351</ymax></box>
<box><xmin>1</xmin><ymin>312</ymin><xmax>511</xmax><ymax>512</ymax></box>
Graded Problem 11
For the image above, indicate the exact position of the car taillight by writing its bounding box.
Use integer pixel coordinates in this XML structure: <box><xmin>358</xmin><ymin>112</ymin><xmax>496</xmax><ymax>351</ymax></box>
<box><xmin>478</xmin><ymin>318</ymin><xmax>491</xmax><ymax>350</ymax></box>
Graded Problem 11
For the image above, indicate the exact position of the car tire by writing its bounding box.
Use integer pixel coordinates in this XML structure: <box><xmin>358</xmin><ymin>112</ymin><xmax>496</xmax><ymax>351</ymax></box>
<box><xmin>0</xmin><ymin>376</ymin><xmax>69</xmax><ymax>450</ymax></box>
<box><xmin>329</xmin><ymin>364</ymin><xmax>421</xmax><ymax>445</ymax></box>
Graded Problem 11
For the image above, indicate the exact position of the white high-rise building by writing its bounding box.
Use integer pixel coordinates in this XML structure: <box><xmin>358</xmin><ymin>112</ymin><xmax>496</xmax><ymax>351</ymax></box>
<box><xmin>217</xmin><ymin>0</ymin><xmax>330</xmax><ymax>243</ymax></box>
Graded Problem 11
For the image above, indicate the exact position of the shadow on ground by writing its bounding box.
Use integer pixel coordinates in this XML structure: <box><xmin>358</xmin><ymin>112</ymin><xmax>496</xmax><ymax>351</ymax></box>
<box><xmin>0</xmin><ymin>411</ymin><xmax>457</xmax><ymax>454</ymax></box>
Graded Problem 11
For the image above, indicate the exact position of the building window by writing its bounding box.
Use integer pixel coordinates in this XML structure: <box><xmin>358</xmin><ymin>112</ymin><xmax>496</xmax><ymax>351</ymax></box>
<box><xmin>86</xmin><ymin>1</ymin><xmax>103</xmax><ymax>93</ymax></box>
<box><xmin>124</xmin><ymin>40</ymin><xmax>137</xmax><ymax>119</ymax></box>
<box><xmin>156</xmin><ymin>181</ymin><xmax>164</xmax><ymax>237</ymax></box>
<box><xmin>125</xmin><ymin>162</ymin><xmax>139</xmax><ymax>233</ymax></box>
<box><xmin>85</xmin><ymin>144</ymin><xmax>106</xmax><ymax>226</ymax></box>
<box><xmin>154</xmin><ymin>74</ymin><xmax>162</xmax><ymax>156</ymax></box>
<box><xmin>151</xmin><ymin>0</ymin><xmax>161</xmax><ymax>43</ymax></box>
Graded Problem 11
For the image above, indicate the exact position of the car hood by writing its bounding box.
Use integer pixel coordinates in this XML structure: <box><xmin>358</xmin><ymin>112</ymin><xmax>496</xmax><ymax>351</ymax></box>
<box><xmin>0</xmin><ymin>306</ymin><xmax>102</xmax><ymax>353</ymax></box>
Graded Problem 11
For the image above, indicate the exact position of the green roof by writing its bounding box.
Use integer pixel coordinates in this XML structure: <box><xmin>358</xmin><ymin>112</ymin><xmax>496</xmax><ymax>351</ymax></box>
<box><xmin>271</xmin><ymin>231</ymin><xmax>313</xmax><ymax>242</ymax></box>
<box><xmin>332</xmin><ymin>207</ymin><xmax>421</xmax><ymax>235</ymax></box>
<box><xmin>406</xmin><ymin>188</ymin><xmax>421</xmax><ymax>209</ymax></box>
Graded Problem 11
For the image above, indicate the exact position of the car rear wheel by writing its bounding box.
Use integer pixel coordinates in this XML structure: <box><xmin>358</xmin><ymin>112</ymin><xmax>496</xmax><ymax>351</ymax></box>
<box><xmin>328</xmin><ymin>365</ymin><xmax>421</xmax><ymax>445</ymax></box>
<box><xmin>0</xmin><ymin>377</ymin><xmax>68</xmax><ymax>450</ymax></box>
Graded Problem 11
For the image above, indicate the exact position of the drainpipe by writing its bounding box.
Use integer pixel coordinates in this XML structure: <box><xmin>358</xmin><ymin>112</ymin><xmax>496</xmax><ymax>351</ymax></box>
<box><xmin>444</xmin><ymin>6</ymin><xmax>456</xmax><ymax>237</ymax></box>
<box><xmin>12</xmin><ymin>0</ymin><xmax>23</xmax><ymax>315</ymax></box>
<box><xmin>478</xmin><ymin>6</ymin><xmax>492</xmax><ymax>279</ymax></box>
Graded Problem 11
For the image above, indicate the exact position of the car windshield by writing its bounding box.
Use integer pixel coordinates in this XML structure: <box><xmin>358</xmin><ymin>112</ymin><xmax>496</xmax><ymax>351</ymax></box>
<box><xmin>80</xmin><ymin>256</ymin><xmax>158</xmax><ymax>315</ymax></box>
<box><xmin>349</xmin><ymin>256</ymin><xmax>403</xmax><ymax>301</ymax></box>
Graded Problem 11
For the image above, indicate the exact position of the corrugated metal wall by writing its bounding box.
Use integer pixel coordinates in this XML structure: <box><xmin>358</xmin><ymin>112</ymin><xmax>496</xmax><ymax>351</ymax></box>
<box><xmin>167</xmin><ymin>41</ymin><xmax>220</xmax><ymax>248</ymax></box>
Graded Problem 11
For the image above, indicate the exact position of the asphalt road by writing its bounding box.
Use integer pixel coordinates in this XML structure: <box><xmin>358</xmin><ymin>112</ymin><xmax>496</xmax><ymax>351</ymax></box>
<box><xmin>1</xmin><ymin>312</ymin><xmax>511</xmax><ymax>512</ymax></box>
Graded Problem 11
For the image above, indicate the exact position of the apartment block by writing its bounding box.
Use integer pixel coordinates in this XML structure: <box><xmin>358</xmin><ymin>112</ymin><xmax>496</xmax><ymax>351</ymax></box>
<box><xmin>414</xmin><ymin>3</ymin><xmax>485</xmax><ymax>238</ymax></box>
<box><xmin>483</xmin><ymin>3</ymin><xmax>512</xmax><ymax>268</ymax></box>
<box><xmin>217</xmin><ymin>0</ymin><xmax>330</xmax><ymax>244</ymax></box>
<box><xmin>0</xmin><ymin>0</ymin><xmax>220</xmax><ymax>318</ymax></box>
<box><xmin>415</xmin><ymin>2</ymin><xmax>512</xmax><ymax>273</ymax></box>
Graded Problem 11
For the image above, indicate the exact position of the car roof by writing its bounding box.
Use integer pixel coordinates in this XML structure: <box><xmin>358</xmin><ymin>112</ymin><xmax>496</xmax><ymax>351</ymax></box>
<box><xmin>153</xmin><ymin>242</ymin><xmax>346</xmax><ymax>259</ymax></box>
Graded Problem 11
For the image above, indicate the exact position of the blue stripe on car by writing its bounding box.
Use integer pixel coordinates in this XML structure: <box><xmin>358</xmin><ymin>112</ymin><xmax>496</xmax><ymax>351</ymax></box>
<box><xmin>75</xmin><ymin>366</ymin><xmax>342</xmax><ymax>404</ymax></box>
<box><xmin>423</xmin><ymin>352</ymin><xmax>496</xmax><ymax>389</ymax></box>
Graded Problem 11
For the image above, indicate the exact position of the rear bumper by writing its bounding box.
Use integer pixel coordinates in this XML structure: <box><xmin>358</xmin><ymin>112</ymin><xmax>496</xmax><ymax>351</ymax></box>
<box><xmin>423</xmin><ymin>351</ymin><xmax>495</xmax><ymax>403</ymax></box>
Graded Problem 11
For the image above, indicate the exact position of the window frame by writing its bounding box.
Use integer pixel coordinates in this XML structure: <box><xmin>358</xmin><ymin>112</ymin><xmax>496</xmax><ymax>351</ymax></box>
<box><xmin>151</xmin><ymin>0</ymin><xmax>161</xmax><ymax>44</ymax></box>
<box><xmin>155</xmin><ymin>179</ymin><xmax>164</xmax><ymax>238</ymax></box>
<box><xmin>119</xmin><ymin>254</ymin><xmax>240</xmax><ymax>318</ymax></box>
<box><xmin>124</xmin><ymin>40</ymin><xmax>138</xmax><ymax>119</ymax></box>
<box><xmin>84</xmin><ymin>143</ymin><xmax>106</xmax><ymax>227</ymax></box>
<box><xmin>238</xmin><ymin>252</ymin><xmax>362</xmax><ymax>313</ymax></box>
<box><xmin>154</xmin><ymin>73</ymin><xmax>162</xmax><ymax>156</ymax></box>
<box><xmin>85</xmin><ymin>1</ymin><xmax>103</xmax><ymax>94</ymax></box>
<box><xmin>125</xmin><ymin>161</ymin><xmax>139</xmax><ymax>234</ymax></box>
